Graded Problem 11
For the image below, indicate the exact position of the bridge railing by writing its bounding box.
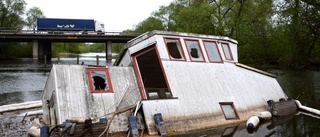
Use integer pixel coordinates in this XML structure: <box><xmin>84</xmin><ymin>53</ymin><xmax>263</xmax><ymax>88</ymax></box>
<box><xmin>0</xmin><ymin>27</ymin><xmax>21</xmax><ymax>33</ymax></box>
<box><xmin>0</xmin><ymin>28</ymin><xmax>144</xmax><ymax>36</ymax></box>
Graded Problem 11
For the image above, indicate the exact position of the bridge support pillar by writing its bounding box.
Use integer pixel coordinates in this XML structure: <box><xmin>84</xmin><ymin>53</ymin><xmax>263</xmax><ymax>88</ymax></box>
<box><xmin>38</xmin><ymin>41</ymin><xmax>52</xmax><ymax>61</ymax></box>
<box><xmin>32</xmin><ymin>40</ymin><xmax>38</xmax><ymax>59</ymax></box>
<box><xmin>106</xmin><ymin>41</ymin><xmax>112</xmax><ymax>63</ymax></box>
<box><xmin>32</xmin><ymin>40</ymin><xmax>52</xmax><ymax>61</ymax></box>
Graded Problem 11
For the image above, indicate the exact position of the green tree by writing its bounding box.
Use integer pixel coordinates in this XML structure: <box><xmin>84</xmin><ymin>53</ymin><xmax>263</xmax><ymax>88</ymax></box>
<box><xmin>25</xmin><ymin>6</ymin><xmax>45</xmax><ymax>30</ymax></box>
<box><xmin>134</xmin><ymin>0</ymin><xmax>273</xmax><ymax>64</ymax></box>
<box><xmin>134</xmin><ymin>17</ymin><xmax>165</xmax><ymax>32</ymax></box>
<box><xmin>112</xmin><ymin>43</ymin><xmax>125</xmax><ymax>54</ymax></box>
<box><xmin>88</xmin><ymin>43</ymin><xmax>105</xmax><ymax>52</ymax></box>
<box><xmin>0</xmin><ymin>0</ymin><xmax>26</xmax><ymax>30</ymax></box>
<box><xmin>0</xmin><ymin>42</ymin><xmax>31</xmax><ymax>58</ymax></box>
<box><xmin>0</xmin><ymin>0</ymin><xmax>36</xmax><ymax>58</ymax></box>
<box><xmin>273</xmin><ymin>0</ymin><xmax>320</xmax><ymax>67</ymax></box>
<box><xmin>170</xmin><ymin>1</ymin><xmax>215</xmax><ymax>34</ymax></box>
<box><xmin>232</xmin><ymin>1</ymin><xmax>273</xmax><ymax>64</ymax></box>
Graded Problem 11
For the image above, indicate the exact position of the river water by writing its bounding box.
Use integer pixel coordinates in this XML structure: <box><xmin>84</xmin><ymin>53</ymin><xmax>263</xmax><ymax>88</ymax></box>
<box><xmin>0</xmin><ymin>54</ymin><xmax>319</xmax><ymax>136</ymax></box>
<box><xmin>0</xmin><ymin>53</ymin><xmax>113</xmax><ymax>106</ymax></box>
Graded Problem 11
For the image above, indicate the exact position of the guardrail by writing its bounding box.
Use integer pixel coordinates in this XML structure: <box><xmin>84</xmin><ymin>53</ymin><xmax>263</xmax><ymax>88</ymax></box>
<box><xmin>0</xmin><ymin>29</ymin><xmax>143</xmax><ymax>36</ymax></box>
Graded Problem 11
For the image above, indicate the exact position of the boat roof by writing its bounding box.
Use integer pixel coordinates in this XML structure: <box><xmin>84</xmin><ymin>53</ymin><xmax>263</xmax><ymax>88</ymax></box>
<box><xmin>114</xmin><ymin>30</ymin><xmax>238</xmax><ymax>66</ymax></box>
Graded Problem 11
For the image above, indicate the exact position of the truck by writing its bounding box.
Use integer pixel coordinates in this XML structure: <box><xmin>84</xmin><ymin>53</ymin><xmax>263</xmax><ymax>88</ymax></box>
<box><xmin>36</xmin><ymin>18</ymin><xmax>105</xmax><ymax>34</ymax></box>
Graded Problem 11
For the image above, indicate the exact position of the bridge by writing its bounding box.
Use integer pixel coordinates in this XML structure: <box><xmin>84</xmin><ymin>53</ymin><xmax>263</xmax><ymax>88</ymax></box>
<box><xmin>0</xmin><ymin>30</ymin><xmax>140</xmax><ymax>63</ymax></box>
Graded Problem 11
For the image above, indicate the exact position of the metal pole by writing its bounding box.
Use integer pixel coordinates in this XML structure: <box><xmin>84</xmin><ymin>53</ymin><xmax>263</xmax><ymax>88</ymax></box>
<box><xmin>106</xmin><ymin>41</ymin><xmax>112</xmax><ymax>63</ymax></box>
<box><xmin>32</xmin><ymin>40</ymin><xmax>39</xmax><ymax>60</ymax></box>
<box><xmin>96</xmin><ymin>55</ymin><xmax>99</xmax><ymax>65</ymax></box>
<box><xmin>77</xmin><ymin>54</ymin><xmax>79</xmax><ymax>65</ymax></box>
<box><xmin>44</xmin><ymin>55</ymin><xmax>47</xmax><ymax>68</ymax></box>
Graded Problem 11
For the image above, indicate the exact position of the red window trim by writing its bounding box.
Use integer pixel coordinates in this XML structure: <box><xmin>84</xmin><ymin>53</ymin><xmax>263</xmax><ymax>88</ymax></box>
<box><xmin>219</xmin><ymin>102</ymin><xmax>240</xmax><ymax>120</ymax></box>
<box><xmin>221</xmin><ymin>42</ymin><xmax>234</xmax><ymax>61</ymax></box>
<box><xmin>131</xmin><ymin>45</ymin><xmax>172</xmax><ymax>100</ymax></box>
<box><xmin>163</xmin><ymin>37</ymin><xmax>187</xmax><ymax>61</ymax></box>
<box><xmin>184</xmin><ymin>38</ymin><xmax>206</xmax><ymax>62</ymax></box>
<box><xmin>202</xmin><ymin>40</ymin><xmax>224</xmax><ymax>63</ymax></box>
<box><xmin>87</xmin><ymin>67</ymin><xmax>113</xmax><ymax>93</ymax></box>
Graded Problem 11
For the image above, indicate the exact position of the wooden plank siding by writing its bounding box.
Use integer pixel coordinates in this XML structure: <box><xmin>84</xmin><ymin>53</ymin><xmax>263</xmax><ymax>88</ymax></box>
<box><xmin>42</xmin><ymin>64</ymin><xmax>141</xmax><ymax>132</ymax></box>
<box><xmin>117</xmin><ymin>31</ymin><xmax>286</xmax><ymax>134</ymax></box>
<box><xmin>42</xmin><ymin>65</ymin><xmax>58</xmax><ymax>125</ymax></box>
<box><xmin>142</xmin><ymin>61</ymin><xmax>287</xmax><ymax>134</ymax></box>
<box><xmin>43</xmin><ymin>31</ymin><xmax>288</xmax><ymax>135</ymax></box>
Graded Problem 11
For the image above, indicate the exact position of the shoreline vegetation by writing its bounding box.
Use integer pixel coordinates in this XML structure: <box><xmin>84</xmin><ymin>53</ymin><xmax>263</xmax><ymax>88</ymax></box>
<box><xmin>0</xmin><ymin>51</ymin><xmax>319</xmax><ymax>71</ymax></box>
<box><xmin>0</xmin><ymin>41</ymin><xmax>319</xmax><ymax>71</ymax></box>
<box><xmin>0</xmin><ymin>40</ymin><xmax>319</xmax><ymax>71</ymax></box>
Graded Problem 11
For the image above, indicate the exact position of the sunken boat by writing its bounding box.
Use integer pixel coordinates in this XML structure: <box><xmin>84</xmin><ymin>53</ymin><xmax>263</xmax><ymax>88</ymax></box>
<box><xmin>41</xmin><ymin>30</ymin><xmax>288</xmax><ymax>136</ymax></box>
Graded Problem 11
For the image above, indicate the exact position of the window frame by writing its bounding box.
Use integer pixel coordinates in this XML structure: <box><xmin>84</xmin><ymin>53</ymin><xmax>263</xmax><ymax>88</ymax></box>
<box><xmin>86</xmin><ymin>67</ymin><xmax>113</xmax><ymax>93</ymax></box>
<box><xmin>184</xmin><ymin>38</ymin><xmax>205</xmax><ymax>62</ymax></box>
<box><xmin>163</xmin><ymin>37</ymin><xmax>187</xmax><ymax>61</ymax></box>
<box><xmin>131</xmin><ymin>45</ymin><xmax>173</xmax><ymax>100</ymax></box>
<box><xmin>221</xmin><ymin>42</ymin><xmax>234</xmax><ymax>61</ymax></box>
<box><xmin>219</xmin><ymin>102</ymin><xmax>239</xmax><ymax>120</ymax></box>
<box><xmin>202</xmin><ymin>40</ymin><xmax>224</xmax><ymax>63</ymax></box>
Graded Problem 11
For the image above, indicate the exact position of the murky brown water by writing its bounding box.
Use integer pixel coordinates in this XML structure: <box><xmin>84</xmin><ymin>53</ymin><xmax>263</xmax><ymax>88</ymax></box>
<box><xmin>0</xmin><ymin>57</ymin><xmax>319</xmax><ymax>137</ymax></box>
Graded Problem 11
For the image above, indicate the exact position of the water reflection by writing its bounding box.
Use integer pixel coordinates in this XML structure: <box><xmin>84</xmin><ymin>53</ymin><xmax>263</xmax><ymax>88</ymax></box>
<box><xmin>0</xmin><ymin>59</ymin><xmax>48</xmax><ymax>106</ymax></box>
<box><xmin>273</xmin><ymin>69</ymin><xmax>320</xmax><ymax>107</ymax></box>
<box><xmin>169</xmin><ymin>120</ymin><xmax>277</xmax><ymax>137</ymax></box>
<box><xmin>169</xmin><ymin>110</ymin><xmax>320</xmax><ymax>137</ymax></box>
<box><xmin>0</xmin><ymin>91</ymin><xmax>43</xmax><ymax>106</ymax></box>
<box><xmin>272</xmin><ymin>112</ymin><xmax>320</xmax><ymax>137</ymax></box>
<box><xmin>270</xmin><ymin>69</ymin><xmax>320</xmax><ymax>137</ymax></box>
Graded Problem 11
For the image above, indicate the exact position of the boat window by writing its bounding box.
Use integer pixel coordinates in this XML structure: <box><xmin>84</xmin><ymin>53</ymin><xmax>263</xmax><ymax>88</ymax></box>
<box><xmin>164</xmin><ymin>38</ymin><xmax>186</xmax><ymax>61</ymax></box>
<box><xmin>185</xmin><ymin>39</ymin><xmax>205</xmax><ymax>62</ymax></box>
<box><xmin>219</xmin><ymin>102</ymin><xmax>239</xmax><ymax>120</ymax></box>
<box><xmin>221</xmin><ymin>43</ymin><xmax>234</xmax><ymax>61</ymax></box>
<box><xmin>203</xmin><ymin>40</ymin><xmax>223</xmax><ymax>63</ymax></box>
<box><xmin>86</xmin><ymin>67</ymin><xmax>113</xmax><ymax>93</ymax></box>
<box><xmin>132</xmin><ymin>45</ymin><xmax>173</xmax><ymax>100</ymax></box>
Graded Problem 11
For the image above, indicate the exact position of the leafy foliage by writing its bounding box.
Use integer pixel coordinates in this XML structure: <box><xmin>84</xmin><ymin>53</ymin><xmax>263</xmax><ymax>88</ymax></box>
<box><xmin>25</xmin><ymin>7</ymin><xmax>45</xmax><ymax>30</ymax></box>
<box><xmin>1</xmin><ymin>0</ymin><xmax>319</xmax><ymax>69</ymax></box>
<box><xmin>134</xmin><ymin>17</ymin><xmax>165</xmax><ymax>32</ymax></box>
<box><xmin>0</xmin><ymin>42</ymin><xmax>31</xmax><ymax>58</ymax></box>
<box><xmin>0</xmin><ymin>0</ymin><xmax>26</xmax><ymax>29</ymax></box>
<box><xmin>130</xmin><ymin>0</ymin><xmax>320</xmax><ymax>68</ymax></box>
<box><xmin>52</xmin><ymin>43</ymin><xmax>104</xmax><ymax>57</ymax></box>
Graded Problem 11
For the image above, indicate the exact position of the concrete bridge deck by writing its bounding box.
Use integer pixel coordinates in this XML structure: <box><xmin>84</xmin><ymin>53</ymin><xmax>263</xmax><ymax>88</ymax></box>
<box><xmin>0</xmin><ymin>30</ymin><xmax>140</xmax><ymax>62</ymax></box>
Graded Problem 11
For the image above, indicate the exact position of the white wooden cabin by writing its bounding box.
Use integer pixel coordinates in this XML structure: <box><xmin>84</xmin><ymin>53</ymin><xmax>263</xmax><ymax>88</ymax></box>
<box><xmin>42</xmin><ymin>30</ymin><xmax>287</xmax><ymax>135</ymax></box>
<box><xmin>42</xmin><ymin>65</ymin><xmax>141</xmax><ymax>133</ymax></box>
<box><xmin>114</xmin><ymin>31</ymin><xmax>287</xmax><ymax>134</ymax></box>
